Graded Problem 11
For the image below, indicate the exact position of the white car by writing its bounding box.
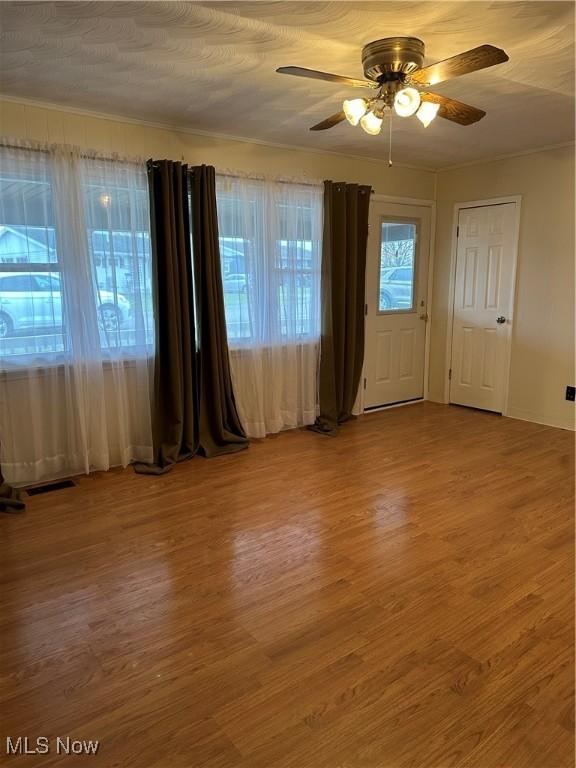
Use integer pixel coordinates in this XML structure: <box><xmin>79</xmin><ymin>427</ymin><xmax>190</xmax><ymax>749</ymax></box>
<box><xmin>379</xmin><ymin>266</ymin><xmax>414</xmax><ymax>310</ymax></box>
<box><xmin>0</xmin><ymin>272</ymin><xmax>131</xmax><ymax>338</ymax></box>
<box><xmin>223</xmin><ymin>273</ymin><xmax>249</xmax><ymax>292</ymax></box>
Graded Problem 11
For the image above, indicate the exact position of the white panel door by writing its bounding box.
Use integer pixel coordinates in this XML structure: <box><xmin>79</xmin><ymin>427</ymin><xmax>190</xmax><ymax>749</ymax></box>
<box><xmin>450</xmin><ymin>203</ymin><xmax>517</xmax><ymax>412</ymax></box>
<box><xmin>364</xmin><ymin>202</ymin><xmax>431</xmax><ymax>408</ymax></box>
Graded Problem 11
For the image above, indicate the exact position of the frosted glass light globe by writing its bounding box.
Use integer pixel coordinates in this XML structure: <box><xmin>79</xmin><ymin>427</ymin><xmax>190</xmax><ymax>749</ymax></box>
<box><xmin>416</xmin><ymin>101</ymin><xmax>440</xmax><ymax>127</ymax></box>
<box><xmin>394</xmin><ymin>88</ymin><xmax>421</xmax><ymax>117</ymax></box>
<box><xmin>343</xmin><ymin>98</ymin><xmax>368</xmax><ymax>126</ymax></box>
<box><xmin>360</xmin><ymin>111</ymin><xmax>383</xmax><ymax>135</ymax></box>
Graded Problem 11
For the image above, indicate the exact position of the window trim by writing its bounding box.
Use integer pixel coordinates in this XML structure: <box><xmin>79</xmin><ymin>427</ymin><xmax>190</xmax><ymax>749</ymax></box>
<box><xmin>0</xmin><ymin>263</ymin><xmax>57</xmax><ymax>273</ymax></box>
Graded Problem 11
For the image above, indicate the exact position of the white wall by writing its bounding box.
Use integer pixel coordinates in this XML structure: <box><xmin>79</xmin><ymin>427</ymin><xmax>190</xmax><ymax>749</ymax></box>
<box><xmin>429</xmin><ymin>145</ymin><xmax>575</xmax><ymax>431</ymax></box>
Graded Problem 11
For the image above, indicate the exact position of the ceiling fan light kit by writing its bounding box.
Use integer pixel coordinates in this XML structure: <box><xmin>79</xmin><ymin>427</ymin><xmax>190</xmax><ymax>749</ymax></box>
<box><xmin>360</xmin><ymin>110</ymin><xmax>383</xmax><ymax>136</ymax></box>
<box><xmin>416</xmin><ymin>101</ymin><xmax>440</xmax><ymax>127</ymax></box>
<box><xmin>277</xmin><ymin>36</ymin><xmax>509</xmax><ymax>160</ymax></box>
<box><xmin>343</xmin><ymin>98</ymin><xmax>369</xmax><ymax>126</ymax></box>
<box><xmin>393</xmin><ymin>87</ymin><xmax>421</xmax><ymax>117</ymax></box>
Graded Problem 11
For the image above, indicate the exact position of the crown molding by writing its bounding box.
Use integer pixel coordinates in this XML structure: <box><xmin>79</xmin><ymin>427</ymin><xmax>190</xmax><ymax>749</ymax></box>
<box><xmin>0</xmin><ymin>94</ymin><xmax>437</xmax><ymax>173</ymax></box>
<box><xmin>3</xmin><ymin>94</ymin><xmax>573</xmax><ymax>175</ymax></box>
<box><xmin>439</xmin><ymin>140</ymin><xmax>575</xmax><ymax>172</ymax></box>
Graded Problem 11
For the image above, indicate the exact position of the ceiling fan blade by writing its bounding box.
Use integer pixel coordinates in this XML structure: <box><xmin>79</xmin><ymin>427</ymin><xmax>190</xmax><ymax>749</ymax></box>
<box><xmin>277</xmin><ymin>66</ymin><xmax>374</xmax><ymax>89</ymax></box>
<box><xmin>310</xmin><ymin>111</ymin><xmax>347</xmax><ymax>131</ymax></box>
<box><xmin>411</xmin><ymin>45</ymin><xmax>509</xmax><ymax>86</ymax></box>
<box><xmin>419</xmin><ymin>92</ymin><xmax>486</xmax><ymax>125</ymax></box>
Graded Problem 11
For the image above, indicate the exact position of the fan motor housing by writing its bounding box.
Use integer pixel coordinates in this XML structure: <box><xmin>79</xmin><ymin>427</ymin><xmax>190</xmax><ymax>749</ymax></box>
<box><xmin>362</xmin><ymin>37</ymin><xmax>425</xmax><ymax>81</ymax></box>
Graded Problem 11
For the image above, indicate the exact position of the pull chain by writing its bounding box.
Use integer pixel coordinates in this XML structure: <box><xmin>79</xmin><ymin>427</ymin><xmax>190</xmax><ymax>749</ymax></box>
<box><xmin>388</xmin><ymin>108</ymin><xmax>393</xmax><ymax>167</ymax></box>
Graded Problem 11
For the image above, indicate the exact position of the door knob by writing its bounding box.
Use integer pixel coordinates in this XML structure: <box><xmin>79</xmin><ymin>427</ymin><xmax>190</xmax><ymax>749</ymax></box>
<box><xmin>496</xmin><ymin>316</ymin><xmax>506</xmax><ymax>324</ymax></box>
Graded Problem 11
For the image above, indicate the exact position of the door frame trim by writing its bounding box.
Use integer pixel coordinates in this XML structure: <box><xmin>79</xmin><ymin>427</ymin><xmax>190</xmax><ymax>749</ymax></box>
<box><xmin>443</xmin><ymin>196</ymin><xmax>522</xmax><ymax>414</ymax></box>
<box><xmin>358</xmin><ymin>194</ymin><xmax>436</xmax><ymax>413</ymax></box>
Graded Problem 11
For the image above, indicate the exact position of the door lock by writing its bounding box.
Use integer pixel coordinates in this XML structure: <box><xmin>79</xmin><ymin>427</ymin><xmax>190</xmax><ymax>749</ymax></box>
<box><xmin>496</xmin><ymin>316</ymin><xmax>506</xmax><ymax>324</ymax></box>
<box><xmin>419</xmin><ymin>313</ymin><xmax>428</xmax><ymax>322</ymax></box>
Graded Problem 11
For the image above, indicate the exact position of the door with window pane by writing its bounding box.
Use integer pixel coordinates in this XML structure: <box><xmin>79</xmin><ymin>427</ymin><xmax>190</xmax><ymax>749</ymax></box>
<box><xmin>364</xmin><ymin>202</ymin><xmax>431</xmax><ymax>408</ymax></box>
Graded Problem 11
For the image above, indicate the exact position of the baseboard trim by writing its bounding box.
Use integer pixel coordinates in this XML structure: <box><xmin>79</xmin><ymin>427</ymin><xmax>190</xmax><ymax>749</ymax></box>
<box><xmin>506</xmin><ymin>408</ymin><xmax>576</xmax><ymax>432</ymax></box>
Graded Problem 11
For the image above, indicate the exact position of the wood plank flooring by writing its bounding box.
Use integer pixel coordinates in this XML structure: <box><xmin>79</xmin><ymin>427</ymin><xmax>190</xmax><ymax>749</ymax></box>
<box><xmin>0</xmin><ymin>402</ymin><xmax>574</xmax><ymax>767</ymax></box>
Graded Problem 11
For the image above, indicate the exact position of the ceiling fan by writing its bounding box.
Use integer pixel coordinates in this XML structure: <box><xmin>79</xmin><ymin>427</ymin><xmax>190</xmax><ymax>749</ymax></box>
<box><xmin>277</xmin><ymin>37</ymin><xmax>509</xmax><ymax>137</ymax></box>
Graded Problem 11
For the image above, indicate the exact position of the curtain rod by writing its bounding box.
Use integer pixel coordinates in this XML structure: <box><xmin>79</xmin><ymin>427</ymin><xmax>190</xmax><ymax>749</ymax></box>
<box><xmin>1</xmin><ymin>139</ymin><xmax>144</xmax><ymax>165</ymax></box>
<box><xmin>213</xmin><ymin>169</ymin><xmax>323</xmax><ymax>189</ymax></box>
<box><xmin>146</xmin><ymin>165</ymin><xmax>374</xmax><ymax>192</ymax></box>
<box><xmin>150</xmin><ymin>164</ymin><xmax>373</xmax><ymax>192</ymax></box>
<box><xmin>0</xmin><ymin>142</ymin><xmax>48</xmax><ymax>154</ymax></box>
<box><xmin>215</xmin><ymin>172</ymin><xmax>375</xmax><ymax>193</ymax></box>
<box><xmin>3</xmin><ymin>142</ymin><xmax>374</xmax><ymax>191</ymax></box>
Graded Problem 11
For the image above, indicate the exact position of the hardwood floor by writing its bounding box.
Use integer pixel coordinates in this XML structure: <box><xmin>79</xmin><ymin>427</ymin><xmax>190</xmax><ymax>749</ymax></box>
<box><xmin>1</xmin><ymin>402</ymin><xmax>573</xmax><ymax>767</ymax></box>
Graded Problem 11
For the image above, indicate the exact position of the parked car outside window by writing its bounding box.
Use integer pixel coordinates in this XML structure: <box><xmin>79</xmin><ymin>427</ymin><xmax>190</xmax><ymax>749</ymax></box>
<box><xmin>379</xmin><ymin>266</ymin><xmax>414</xmax><ymax>310</ymax></box>
<box><xmin>223</xmin><ymin>273</ymin><xmax>248</xmax><ymax>292</ymax></box>
<box><xmin>0</xmin><ymin>272</ymin><xmax>131</xmax><ymax>338</ymax></box>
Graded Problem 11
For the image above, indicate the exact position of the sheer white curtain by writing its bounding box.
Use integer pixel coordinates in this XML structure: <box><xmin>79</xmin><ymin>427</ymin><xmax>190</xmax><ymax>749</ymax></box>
<box><xmin>216</xmin><ymin>175</ymin><xmax>322</xmax><ymax>438</ymax></box>
<box><xmin>0</xmin><ymin>143</ymin><xmax>154</xmax><ymax>485</ymax></box>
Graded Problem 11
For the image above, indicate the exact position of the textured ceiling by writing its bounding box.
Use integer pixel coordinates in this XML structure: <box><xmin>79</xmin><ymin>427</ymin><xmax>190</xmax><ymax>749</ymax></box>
<box><xmin>0</xmin><ymin>1</ymin><xmax>574</xmax><ymax>168</ymax></box>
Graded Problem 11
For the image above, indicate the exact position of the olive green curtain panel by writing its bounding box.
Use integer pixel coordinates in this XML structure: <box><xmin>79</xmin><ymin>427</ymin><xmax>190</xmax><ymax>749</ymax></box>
<box><xmin>135</xmin><ymin>160</ymin><xmax>199</xmax><ymax>474</ymax></box>
<box><xmin>136</xmin><ymin>161</ymin><xmax>246</xmax><ymax>474</ymax></box>
<box><xmin>190</xmin><ymin>165</ymin><xmax>248</xmax><ymax>458</ymax></box>
<box><xmin>311</xmin><ymin>180</ymin><xmax>372</xmax><ymax>436</ymax></box>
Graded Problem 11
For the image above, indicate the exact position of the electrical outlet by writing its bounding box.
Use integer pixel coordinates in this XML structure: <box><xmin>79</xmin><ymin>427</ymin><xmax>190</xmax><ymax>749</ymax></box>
<box><xmin>566</xmin><ymin>386</ymin><xmax>575</xmax><ymax>402</ymax></box>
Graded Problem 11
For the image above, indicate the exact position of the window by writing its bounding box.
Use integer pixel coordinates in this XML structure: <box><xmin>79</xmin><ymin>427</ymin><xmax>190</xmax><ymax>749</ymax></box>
<box><xmin>215</xmin><ymin>176</ymin><xmax>322</xmax><ymax>345</ymax></box>
<box><xmin>379</xmin><ymin>220</ymin><xmax>417</xmax><ymax>311</ymax></box>
<box><xmin>0</xmin><ymin>147</ymin><xmax>154</xmax><ymax>364</ymax></box>
<box><xmin>0</xmin><ymin>145</ymin><xmax>155</xmax><ymax>485</ymax></box>
<box><xmin>83</xmin><ymin>160</ymin><xmax>154</xmax><ymax>350</ymax></box>
<box><xmin>214</xmin><ymin>175</ymin><xmax>322</xmax><ymax>439</ymax></box>
<box><xmin>0</xmin><ymin>149</ymin><xmax>65</xmax><ymax>356</ymax></box>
